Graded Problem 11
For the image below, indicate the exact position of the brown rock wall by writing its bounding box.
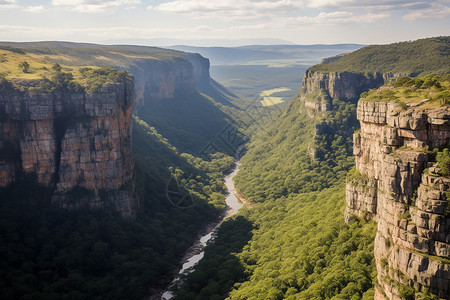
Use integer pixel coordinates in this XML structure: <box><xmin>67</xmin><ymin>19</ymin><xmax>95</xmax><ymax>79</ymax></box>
<box><xmin>0</xmin><ymin>80</ymin><xmax>135</xmax><ymax>217</ymax></box>
<box><xmin>346</xmin><ymin>100</ymin><xmax>450</xmax><ymax>299</ymax></box>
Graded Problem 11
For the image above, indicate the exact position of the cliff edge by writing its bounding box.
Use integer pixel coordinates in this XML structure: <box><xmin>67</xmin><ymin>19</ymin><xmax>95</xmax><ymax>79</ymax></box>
<box><xmin>345</xmin><ymin>76</ymin><xmax>450</xmax><ymax>299</ymax></box>
<box><xmin>0</xmin><ymin>57</ymin><xmax>136</xmax><ymax>217</ymax></box>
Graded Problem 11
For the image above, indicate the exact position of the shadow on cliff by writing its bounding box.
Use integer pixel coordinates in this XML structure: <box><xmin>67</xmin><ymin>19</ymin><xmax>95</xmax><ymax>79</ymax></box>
<box><xmin>0</xmin><ymin>173</ymin><xmax>53</xmax><ymax>209</ymax></box>
<box><xmin>136</xmin><ymin>89</ymin><xmax>241</xmax><ymax>156</ymax></box>
<box><xmin>175</xmin><ymin>215</ymin><xmax>254</xmax><ymax>299</ymax></box>
<box><xmin>133</xmin><ymin>116</ymin><xmax>249</xmax><ymax>295</ymax></box>
<box><xmin>197</xmin><ymin>78</ymin><xmax>241</xmax><ymax>110</ymax></box>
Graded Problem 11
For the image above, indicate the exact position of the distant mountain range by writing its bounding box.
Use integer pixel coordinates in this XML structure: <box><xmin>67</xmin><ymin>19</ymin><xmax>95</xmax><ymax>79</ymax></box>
<box><xmin>167</xmin><ymin>44</ymin><xmax>364</xmax><ymax>65</ymax></box>
<box><xmin>102</xmin><ymin>38</ymin><xmax>296</xmax><ymax>47</ymax></box>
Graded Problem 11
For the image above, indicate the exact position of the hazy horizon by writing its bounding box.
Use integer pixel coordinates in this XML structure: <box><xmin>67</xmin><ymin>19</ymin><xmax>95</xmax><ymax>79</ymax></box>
<box><xmin>0</xmin><ymin>1</ymin><xmax>449</xmax><ymax>47</ymax></box>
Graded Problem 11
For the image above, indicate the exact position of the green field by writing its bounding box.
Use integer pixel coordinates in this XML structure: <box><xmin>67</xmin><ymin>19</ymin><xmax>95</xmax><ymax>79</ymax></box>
<box><xmin>261</xmin><ymin>97</ymin><xmax>284</xmax><ymax>106</ymax></box>
<box><xmin>260</xmin><ymin>87</ymin><xmax>292</xmax><ymax>106</ymax></box>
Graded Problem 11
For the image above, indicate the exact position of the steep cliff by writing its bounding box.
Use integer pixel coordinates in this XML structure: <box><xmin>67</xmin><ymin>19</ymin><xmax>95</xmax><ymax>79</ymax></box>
<box><xmin>345</xmin><ymin>78</ymin><xmax>450</xmax><ymax>299</ymax></box>
<box><xmin>130</xmin><ymin>57</ymin><xmax>197</xmax><ymax>107</ymax></box>
<box><xmin>300</xmin><ymin>70</ymin><xmax>394</xmax><ymax>111</ymax></box>
<box><xmin>0</xmin><ymin>75</ymin><xmax>136</xmax><ymax>217</ymax></box>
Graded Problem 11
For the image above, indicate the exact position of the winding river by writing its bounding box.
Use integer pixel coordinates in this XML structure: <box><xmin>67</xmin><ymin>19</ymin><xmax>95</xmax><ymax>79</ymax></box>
<box><xmin>161</xmin><ymin>161</ymin><xmax>244</xmax><ymax>299</ymax></box>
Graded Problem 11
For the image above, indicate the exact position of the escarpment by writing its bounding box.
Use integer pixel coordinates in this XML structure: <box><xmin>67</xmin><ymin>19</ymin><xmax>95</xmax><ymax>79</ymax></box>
<box><xmin>300</xmin><ymin>70</ymin><xmax>397</xmax><ymax>112</ymax></box>
<box><xmin>129</xmin><ymin>53</ymin><xmax>211</xmax><ymax>107</ymax></box>
<box><xmin>130</xmin><ymin>57</ymin><xmax>197</xmax><ymax>107</ymax></box>
<box><xmin>0</xmin><ymin>80</ymin><xmax>136</xmax><ymax>217</ymax></box>
<box><xmin>346</xmin><ymin>100</ymin><xmax>450</xmax><ymax>299</ymax></box>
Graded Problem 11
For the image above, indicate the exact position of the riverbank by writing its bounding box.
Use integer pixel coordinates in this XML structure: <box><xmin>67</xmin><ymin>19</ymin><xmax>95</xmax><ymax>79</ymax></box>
<box><xmin>159</xmin><ymin>159</ymin><xmax>246</xmax><ymax>299</ymax></box>
<box><xmin>234</xmin><ymin>187</ymin><xmax>252</xmax><ymax>209</ymax></box>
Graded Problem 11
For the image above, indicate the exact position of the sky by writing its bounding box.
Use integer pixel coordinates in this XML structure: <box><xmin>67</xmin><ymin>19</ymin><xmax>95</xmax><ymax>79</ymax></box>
<box><xmin>0</xmin><ymin>0</ymin><xmax>449</xmax><ymax>46</ymax></box>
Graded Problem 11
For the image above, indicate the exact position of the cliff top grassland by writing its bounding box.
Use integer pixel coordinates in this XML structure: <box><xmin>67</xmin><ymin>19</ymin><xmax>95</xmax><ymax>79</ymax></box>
<box><xmin>0</xmin><ymin>48</ymin><xmax>63</xmax><ymax>80</ymax></box>
<box><xmin>0</xmin><ymin>48</ymin><xmax>131</xmax><ymax>93</ymax></box>
<box><xmin>309</xmin><ymin>36</ymin><xmax>450</xmax><ymax>76</ymax></box>
<box><xmin>359</xmin><ymin>74</ymin><xmax>450</xmax><ymax>108</ymax></box>
<box><xmin>0</xmin><ymin>42</ymin><xmax>191</xmax><ymax>69</ymax></box>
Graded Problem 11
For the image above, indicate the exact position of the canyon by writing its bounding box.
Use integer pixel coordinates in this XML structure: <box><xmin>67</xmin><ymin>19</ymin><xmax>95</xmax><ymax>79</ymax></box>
<box><xmin>0</xmin><ymin>38</ymin><xmax>448</xmax><ymax>299</ymax></box>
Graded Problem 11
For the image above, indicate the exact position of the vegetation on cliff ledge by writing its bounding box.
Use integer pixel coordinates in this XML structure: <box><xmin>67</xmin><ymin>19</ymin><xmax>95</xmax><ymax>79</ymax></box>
<box><xmin>309</xmin><ymin>36</ymin><xmax>450</xmax><ymax>76</ymax></box>
<box><xmin>360</xmin><ymin>74</ymin><xmax>450</xmax><ymax>108</ymax></box>
<box><xmin>437</xmin><ymin>148</ymin><xmax>450</xmax><ymax>177</ymax></box>
<box><xmin>0</xmin><ymin>49</ymin><xmax>132</xmax><ymax>94</ymax></box>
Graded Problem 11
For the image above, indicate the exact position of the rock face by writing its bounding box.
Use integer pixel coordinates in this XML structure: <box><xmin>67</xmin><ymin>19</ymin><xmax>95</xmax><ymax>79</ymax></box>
<box><xmin>130</xmin><ymin>54</ymin><xmax>210</xmax><ymax>107</ymax></box>
<box><xmin>300</xmin><ymin>70</ymin><xmax>397</xmax><ymax>112</ymax></box>
<box><xmin>345</xmin><ymin>100</ymin><xmax>450</xmax><ymax>299</ymax></box>
<box><xmin>0</xmin><ymin>81</ymin><xmax>136</xmax><ymax>217</ymax></box>
<box><xmin>182</xmin><ymin>53</ymin><xmax>211</xmax><ymax>91</ymax></box>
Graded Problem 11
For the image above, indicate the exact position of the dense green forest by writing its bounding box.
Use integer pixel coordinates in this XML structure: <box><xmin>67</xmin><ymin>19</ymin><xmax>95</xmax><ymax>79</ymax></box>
<box><xmin>309</xmin><ymin>36</ymin><xmax>450</xmax><ymax>76</ymax></box>
<box><xmin>176</xmin><ymin>185</ymin><xmax>377</xmax><ymax>300</ymax></box>
<box><xmin>234</xmin><ymin>93</ymin><xmax>357</xmax><ymax>202</ymax></box>
<box><xmin>0</xmin><ymin>117</ymin><xmax>234</xmax><ymax>299</ymax></box>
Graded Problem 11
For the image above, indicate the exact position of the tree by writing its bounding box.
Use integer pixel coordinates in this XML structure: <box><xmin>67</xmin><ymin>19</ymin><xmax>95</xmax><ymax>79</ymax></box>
<box><xmin>52</xmin><ymin>63</ymin><xmax>62</xmax><ymax>72</ymax></box>
<box><xmin>437</xmin><ymin>148</ymin><xmax>450</xmax><ymax>177</ymax></box>
<box><xmin>18</xmin><ymin>61</ymin><xmax>30</xmax><ymax>73</ymax></box>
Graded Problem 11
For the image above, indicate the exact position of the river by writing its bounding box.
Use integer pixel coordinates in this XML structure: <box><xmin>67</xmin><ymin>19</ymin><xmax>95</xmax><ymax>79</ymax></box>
<box><xmin>161</xmin><ymin>161</ymin><xmax>244</xmax><ymax>299</ymax></box>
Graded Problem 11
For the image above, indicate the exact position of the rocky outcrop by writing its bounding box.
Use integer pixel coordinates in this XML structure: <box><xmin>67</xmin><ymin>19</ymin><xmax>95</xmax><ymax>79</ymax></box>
<box><xmin>300</xmin><ymin>70</ymin><xmax>398</xmax><ymax>112</ymax></box>
<box><xmin>0</xmin><ymin>81</ymin><xmax>136</xmax><ymax>217</ymax></box>
<box><xmin>130</xmin><ymin>58</ymin><xmax>196</xmax><ymax>107</ymax></box>
<box><xmin>345</xmin><ymin>100</ymin><xmax>450</xmax><ymax>299</ymax></box>
<box><xmin>130</xmin><ymin>54</ymin><xmax>211</xmax><ymax>108</ymax></box>
<box><xmin>181</xmin><ymin>53</ymin><xmax>211</xmax><ymax>90</ymax></box>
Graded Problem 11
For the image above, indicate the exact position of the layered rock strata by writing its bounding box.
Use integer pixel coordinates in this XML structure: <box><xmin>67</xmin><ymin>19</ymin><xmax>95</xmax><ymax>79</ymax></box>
<box><xmin>130</xmin><ymin>54</ymin><xmax>210</xmax><ymax>107</ymax></box>
<box><xmin>346</xmin><ymin>100</ymin><xmax>450</xmax><ymax>299</ymax></box>
<box><xmin>0</xmin><ymin>81</ymin><xmax>136</xmax><ymax>217</ymax></box>
<box><xmin>300</xmin><ymin>70</ymin><xmax>397</xmax><ymax>111</ymax></box>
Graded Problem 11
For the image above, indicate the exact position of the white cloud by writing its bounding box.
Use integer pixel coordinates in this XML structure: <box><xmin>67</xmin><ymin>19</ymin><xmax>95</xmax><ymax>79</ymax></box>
<box><xmin>0</xmin><ymin>25</ymin><xmax>222</xmax><ymax>41</ymax></box>
<box><xmin>149</xmin><ymin>0</ymin><xmax>305</xmax><ymax>20</ymax></box>
<box><xmin>403</xmin><ymin>3</ymin><xmax>450</xmax><ymax>20</ymax></box>
<box><xmin>306</xmin><ymin>0</ymin><xmax>450</xmax><ymax>21</ymax></box>
<box><xmin>229</xmin><ymin>10</ymin><xmax>388</xmax><ymax>32</ymax></box>
<box><xmin>0</xmin><ymin>0</ymin><xmax>17</xmax><ymax>9</ymax></box>
<box><xmin>307</xmin><ymin>0</ymin><xmax>422</xmax><ymax>9</ymax></box>
<box><xmin>298</xmin><ymin>11</ymin><xmax>389</xmax><ymax>23</ymax></box>
<box><xmin>147</xmin><ymin>0</ymin><xmax>447</xmax><ymax>23</ymax></box>
<box><xmin>23</xmin><ymin>5</ymin><xmax>45</xmax><ymax>13</ymax></box>
<box><xmin>306</xmin><ymin>0</ymin><xmax>450</xmax><ymax>14</ymax></box>
<box><xmin>307</xmin><ymin>0</ymin><xmax>352</xmax><ymax>8</ymax></box>
<box><xmin>52</xmin><ymin>0</ymin><xmax>140</xmax><ymax>13</ymax></box>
